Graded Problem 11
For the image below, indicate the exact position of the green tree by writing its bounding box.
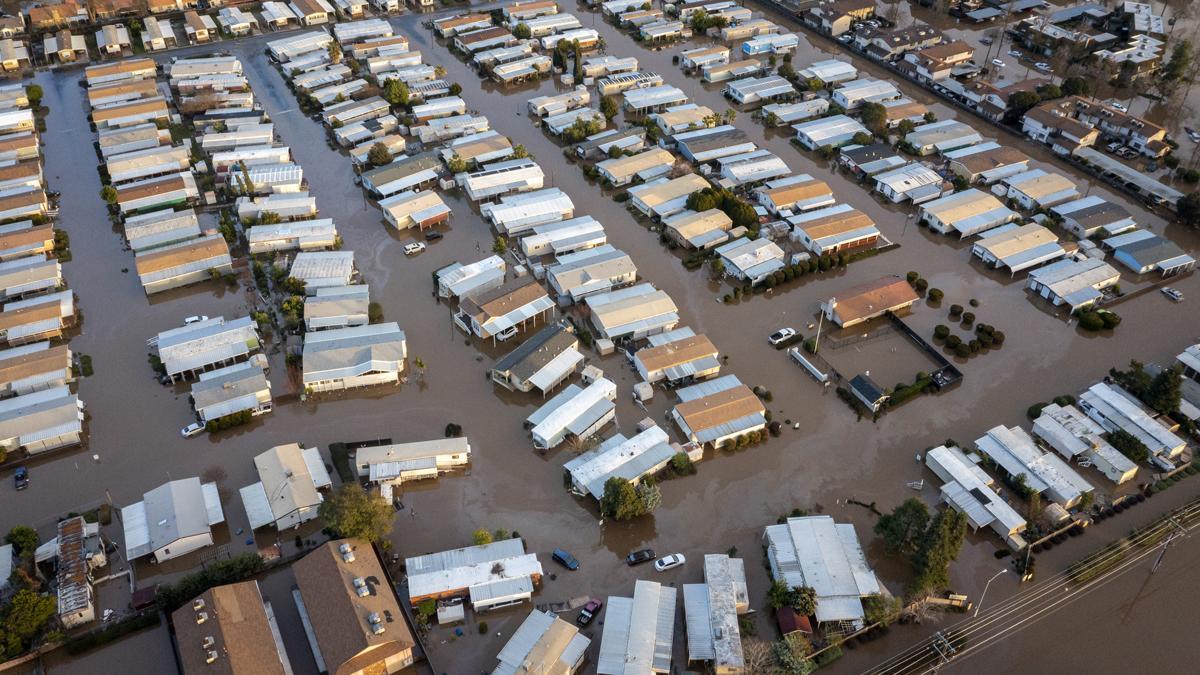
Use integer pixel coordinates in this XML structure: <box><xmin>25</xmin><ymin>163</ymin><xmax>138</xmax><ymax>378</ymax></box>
<box><xmin>600</xmin><ymin>94</ymin><xmax>619</xmax><ymax>121</ymax></box>
<box><xmin>600</xmin><ymin>477</ymin><xmax>646</xmax><ymax>520</ymax></box>
<box><xmin>778</xmin><ymin>62</ymin><xmax>796</xmax><ymax>80</ymax></box>
<box><xmin>791</xmin><ymin>586</ymin><xmax>817</xmax><ymax>616</ymax></box>
<box><xmin>99</xmin><ymin>185</ymin><xmax>118</xmax><ymax>205</ymax></box>
<box><xmin>1061</xmin><ymin>76</ymin><xmax>1091</xmax><ymax>96</ymax></box>
<box><xmin>851</xmin><ymin>131</ymin><xmax>875</xmax><ymax>146</ymax></box>
<box><xmin>5</xmin><ymin>526</ymin><xmax>38</xmax><ymax>558</ymax></box>
<box><xmin>896</xmin><ymin>119</ymin><xmax>917</xmax><ymax>136</ymax></box>
<box><xmin>472</xmin><ymin>528</ymin><xmax>493</xmax><ymax>546</ymax></box>
<box><xmin>1178</xmin><ymin>192</ymin><xmax>1200</xmax><ymax>228</ymax></box>
<box><xmin>1163</xmin><ymin>40</ymin><xmax>1193</xmax><ymax>83</ymax></box>
<box><xmin>859</xmin><ymin>102</ymin><xmax>887</xmax><ymax>136</ymax></box>
<box><xmin>237</xmin><ymin>161</ymin><xmax>255</xmax><ymax>195</ymax></box>
<box><xmin>367</xmin><ymin>143</ymin><xmax>392</xmax><ymax>167</ymax></box>
<box><xmin>1006</xmin><ymin>91</ymin><xmax>1041</xmax><ymax>121</ymax></box>
<box><xmin>908</xmin><ymin>509</ymin><xmax>967</xmax><ymax>597</ymax></box>
<box><xmin>23</xmin><ymin>84</ymin><xmax>42</xmax><ymax>107</ymax></box>
<box><xmin>3</xmin><ymin>589</ymin><xmax>56</xmax><ymax>654</ymax></box>
<box><xmin>513</xmin><ymin>22</ymin><xmax>531</xmax><ymax>39</ymax></box>
<box><xmin>1035</xmin><ymin>83</ymin><xmax>1062</xmax><ymax>100</ymax></box>
<box><xmin>1109</xmin><ymin>360</ymin><xmax>1153</xmax><ymax>399</ymax></box>
<box><xmin>766</xmin><ymin>579</ymin><xmax>793</xmax><ymax>609</ymax></box>
<box><xmin>1145</xmin><ymin>366</ymin><xmax>1183</xmax><ymax>414</ymax></box>
<box><xmin>511</xmin><ymin>144</ymin><xmax>530</xmax><ymax>159</ymax></box>
<box><xmin>382</xmin><ymin>78</ymin><xmax>409</xmax><ymax>107</ymax></box>
<box><xmin>1109</xmin><ymin>429</ymin><xmax>1149</xmax><ymax>463</ymax></box>
<box><xmin>492</xmin><ymin>236</ymin><xmax>507</xmax><ymax>255</ymax></box>
<box><xmin>772</xmin><ymin>634</ymin><xmax>815</xmax><ymax>674</ymax></box>
<box><xmin>327</xmin><ymin>41</ymin><xmax>342</xmax><ymax>64</ymax></box>
<box><xmin>709</xmin><ymin>257</ymin><xmax>725</xmax><ymax>278</ymax></box>
<box><xmin>446</xmin><ymin>154</ymin><xmax>468</xmax><ymax>173</ymax></box>
<box><xmin>318</xmin><ymin>485</ymin><xmax>394</xmax><ymax>543</ymax></box>
<box><xmin>875</xmin><ymin>498</ymin><xmax>930</xmax><ymax>556</ymax></box>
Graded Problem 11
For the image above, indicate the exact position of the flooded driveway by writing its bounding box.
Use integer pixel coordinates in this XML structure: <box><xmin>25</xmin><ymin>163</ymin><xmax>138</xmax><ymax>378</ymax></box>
<box><xmin>7</xmin><ymin>4</ymin><xmax>1200</xmax><ymax>673</ymax></box>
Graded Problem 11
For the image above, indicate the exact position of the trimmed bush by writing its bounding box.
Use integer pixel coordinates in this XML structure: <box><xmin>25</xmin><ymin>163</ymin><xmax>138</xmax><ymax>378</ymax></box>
<box><xmin>945</xmin><ymin>335</ymin><xmax>962</xmax><ymax>349</ymax></box>
<box><xmin>914</xmin><ymin>278</ymin><xmax>929</xmax><ymax>293</ymax></box>
<box><xmin>927</xmin><ymin>288</ymin><xmax>944</xmax><ymax>302</ymax></box>
<box><xmin>954</xmin><ymin>343</ymin><xmax>970</xmax><ymax>358</ymax></box>
<box><xmin>906</xmin><ymin>271</ymin><xmax>920</xmax><ymax>283</ymax></box>
<box><xmin>949</xmin><ymin>304</ymin><xmax>963</xmax><ymax>318</ymax></box>
<box><xmin>992</xmin><ymin>330</ymin><xmax>1006</xmax><ymax>345</ymax></box>
<box><xmin>961</xmin><ymin>312</ymin><xmax>975</xmax><ymax>326</ymax></box>
<box><xmin>1027</xmin><ymin>402</ymin><xmax>1047</xmax><ymax>419</ymax></box>
<box><xmin>1077</xmin><ymin>311</ymin><xmax>1105</xmax><ymax>331</ymax></box>
<box><xmin>933</xmin><ymin>324</ymin><xmax>950</xmax><ymax>340</ymax></box>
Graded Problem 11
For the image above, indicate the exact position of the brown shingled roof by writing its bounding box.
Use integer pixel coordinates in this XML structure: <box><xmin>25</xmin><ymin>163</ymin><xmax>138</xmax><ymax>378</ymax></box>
<box><xmin>828</xmin><ymin>276</ymin><xmax>919</xmax><ymax>325</ymax></box>
<box><xmin>762</xmin><ymin>178</ymin><xmax>832</xmax><ymax>209</ymax></box>
<box><xmin>0</xmin><ymin>223</ymin><xmax>53</xmax><ymax>255</ymax></box>
<box><xmin>117</xmin><ymin>174</ymin><xmax>188</xmax><ymax>202</ymax></box>
<box><xmin>292</xmin><ymin>540</ymin><xmax>415</xmax><ymax>675</ymax></box>
<box><xmin>797</xmin><ymin>207</ymin><xmax>875</xmax><ymax>240</ymax></box>
<box><xmin>171</xmin><ymin>581</ymin><xmax>287</xmax><ymax>675</ymax></box>
<box><xmin>0</xmin><ymin>343</ymin><xmax>70</xmax><ymax>386</ymax></box>
<box><xmin>0</xmin><ymin>298</ymin><xmax>63</xmax><ymax>332</ymax></box>
<box><xmin>135</xmin><ymin>236</ymin><xmax>228</xmax><ymax>276</ymax></box>
<box><xmin>461</xmin><ymin>276</ymin><xmax>548</xmax><ymax>325</ymax></box>
<box><xmin>637</xmin><ymin>334</ymin><xmax>718</xmax><ymax>373</ymax></box>
<box><xmin>675</xmin><ymin>383</ymin><xmax>763</xmax><ymax>434</ymax></box>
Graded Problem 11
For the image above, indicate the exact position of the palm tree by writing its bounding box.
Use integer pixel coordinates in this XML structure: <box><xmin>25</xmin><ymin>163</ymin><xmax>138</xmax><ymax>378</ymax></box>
<box><xmin>723</xmin><ymin>109</ymin><xmax>737</xmax><ymax>124</ymax></box>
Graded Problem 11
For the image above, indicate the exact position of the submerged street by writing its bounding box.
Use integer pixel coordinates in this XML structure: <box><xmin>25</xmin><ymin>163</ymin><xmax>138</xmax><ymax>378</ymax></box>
<box><xmin>4</xmin><ymin>2</ymin><xmax>1200</xmax><ymax>672</ymax></box>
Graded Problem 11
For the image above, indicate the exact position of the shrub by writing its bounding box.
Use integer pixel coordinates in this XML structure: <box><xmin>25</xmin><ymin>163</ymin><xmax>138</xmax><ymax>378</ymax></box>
<box><xmin>928</xmin><ymin>288</ymin><xmax>944</xmax><ymax>302</ymax></box>
<box><xmin>961</xmin><ymin>312</ymin><xmax>975</xmax><ymax>326</ymax></box>
<box><xmin>954</xmin><ymin>343</ymin><xmax>970</xmax><ymax>358</ymax></box>
<box><xmin>1100</xmin><ymin>311</ymin><xmax>1121</xmax><ymax>328</ymax></box>
<box><xmin>906</xmin><ymin>271</ymin><xmax>920</xmax><ymax>283</ymax></box>
<box><xmin>1077</xmin><ymin>311</ymin><xmax>1105</xmax><ymax>331</ymax></box>
<box><xmin>992</xmin><ymin>330</ymin><xmax>1006</xmax><ymax>345</ymax></box>
<box><xmin>1027</xmin><ymin>402</ymin><xmax>1047</xmax><ymax>419</ymax></box>
<box><xmin>945</xmin><ymin>335</ymin><xmax>962</xmax><ymax>349</ymax></box>
<box><xmin>914</xmin><ymin>278</ymin><xmax>929</xmax><ymax>293</ymax></box>
<box><xmin>968</xmin><ymin>339</ymin><xmax>981</xmax><ymax>353</ymax></box>
<box><xmin>478</xmin><ymin>621</ymin><xmax>488</xmax><ymax>634</ymax></box>
<box><xmin>933</xmin><ymin>324</ymin><xmax>950</xmax><ymax>340</ymax></box>
<box><xmin>949</xmin><ymin>304</ymin><xmax>963</xmax><ymax>318</ymax></box>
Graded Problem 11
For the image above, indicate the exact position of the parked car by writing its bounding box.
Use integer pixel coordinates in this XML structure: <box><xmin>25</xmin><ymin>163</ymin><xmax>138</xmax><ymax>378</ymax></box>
<box><xmin>425</xmin><ymin>230</ymin><xmax>444</xmax><ymax>242</ymax></box>
<box><xmin>181</xmin><ymin>422</ymin><xmax>205</xmax><ymax>438</ymax></box>
<box><xmin>990</xmin><ymin>59</ymin><xmax>1005</xmax><ymax>67</ymax></box>
<box><xmin>1007</xmin><ymin>49</ymin><xmax>1021</xmax><ymax>57</ymax></box>
<box><xmin>1161</xmin><ymin>287</ymin><xmax>1184</xmax><ymax>302</ymax></box>
<box><xmin>577</xmin><ymin>599</ymin><xmax>603</xmax><ymax>626</ymax></box>
<box><xmin>1185</xmin><ymin>127</ymin><xmax>1200</xmax><ymax>143</ymax></box>
<box><xmin>654</xmin><ymin>553</ymin><xmax>686</xmax><ymax>572</ymax></box>
<box><xmin>403</xmin><ymin>242</ymin><xmax>426</xmax><ymax>256</ymax></box>
<box><xmin>552</xmin><ymin>548</ymin><xmax>580</xmax><ymax>570</ymax></box>
<box><xmin>1107</xmin><ymin>100</ymin><xmax>1128</xmax><ymax>112</ymax></box>
<box><xmin>1106</xmin><ymin>142</ymin><xmax>1123</xmax><ymax>153</ymax></box>
<box><xmin>13</xmin><ymin>467</ymin><xmax>28</xmax><ymax>490</ymax></box>
<box><xmin>625</xmin><ymin>549</ymin><xmax>656</xmax><ymax>566</ymax></box>
<box><xmin>980</xmin><ymin>37</ymin><xmax>993</xmax><ymax>45</ymax></box>
<box><xmin>496</xmin><ymin>325</ymin><xmax>519</xmax><ymax>342</ymax></box>
<box><xmin>184</xmin><ymin>315</ymin><xmax>208</xmax><ymax>325</ymax></box>
<box><xmin>768</xmin><ymin>327</ymin><xmax>797</xmax><ymax>346</ymax></box>
<box><xmin>1034</xmin><ymin>62</ymin><xmax>1051</xmax><ymax>71</ymax></box>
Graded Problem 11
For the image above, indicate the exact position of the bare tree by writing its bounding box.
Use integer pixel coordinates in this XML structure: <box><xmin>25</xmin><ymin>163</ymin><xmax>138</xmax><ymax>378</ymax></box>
<box><xmin>741</xmin><ymin>639</ymin><xmax>777</xmax><ymax>673</ymax></box>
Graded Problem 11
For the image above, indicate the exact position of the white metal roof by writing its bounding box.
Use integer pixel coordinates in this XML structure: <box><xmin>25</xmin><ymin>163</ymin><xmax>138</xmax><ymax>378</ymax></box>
<box><xmin>597</xmin><ymin>580</ymin><xmax>677</xmax><ymax>674</ymax></box>
<box><xmin>763</xmin><ymin>515</ymin><xmax>879</xmax><ymax>624</ymax></box>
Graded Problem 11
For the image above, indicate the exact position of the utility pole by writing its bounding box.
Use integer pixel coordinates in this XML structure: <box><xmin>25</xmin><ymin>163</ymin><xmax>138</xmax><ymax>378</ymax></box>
<box><xmin>1151</xmin><ymin>517</ymin><xmax>1187</xmax><ymax>573</ymax></box>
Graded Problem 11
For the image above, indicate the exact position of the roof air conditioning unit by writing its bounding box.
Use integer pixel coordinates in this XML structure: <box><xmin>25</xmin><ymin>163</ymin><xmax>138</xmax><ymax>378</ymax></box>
<box><xmin>354</xmin><ymin>578</ymin><xmax>370</xmax><ymax>597</ymax></box>
<box><xmin>202</xmin><ymin>636</ymin><xmax>215</xmax><ymax>649</ymax></box>
<box><xmin>196</xmin><ymin>612</ymin><xmax>208</xmax><ymax>624</ymax></box>
<box><xmin>193</xmin><ymin>599</ymin><xmax>205</xmax><ymax>611</ymax></box>
<box><xmin>340</xmin><ymin>542</ymin><xmax>355</xmax><ymax>562</ymax></box>
<box><xmin>370</xmin><ymin>619</ymin><xmax>386</xmax><ymax>635</ymax></box>
<box><xmin>206</xmin><ymin>651</ymin><xmax>219</xmax><ymax>664</ymax></box>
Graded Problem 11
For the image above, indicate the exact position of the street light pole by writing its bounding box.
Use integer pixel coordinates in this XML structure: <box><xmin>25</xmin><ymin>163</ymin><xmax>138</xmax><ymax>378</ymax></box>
<box><xmin>974</xmin><ymin>568</ymin><xmax>1009</xmax><ymax>618</ymax></box>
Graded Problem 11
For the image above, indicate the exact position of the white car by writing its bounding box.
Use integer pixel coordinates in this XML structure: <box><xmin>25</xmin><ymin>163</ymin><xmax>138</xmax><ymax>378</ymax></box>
<box><xmin>1161</xmin><ymin>287</ymin><xmax>1184</xmax><ymax>302</ymax></box>
<box><xmin>1034</xmin><ymin>62</ymin><xmax>1051</xmax><ymax>71</ymax></box>
<box><xmin>1107</xmin><ymin>100</ymin><xmax>1128</xmax><ymax>112</ymax></box>
<box><xmin>181</xmin><ymin>422</ymin><xmax>205</xmax><ymax>438</ymax></box>
<box><xmin>1008</xmin><ymin>49</ymin><xmax>1021</xmax><ymax>57</ymax></box>
<box><xmin>184</xmin><ymin>315</ymin><xmax>209</xmax><ymax>325</ymax></box>
<box><xmin>990</xmin><ymin>59</ymin><xmax>1006</xmax><ymax>67</ymax></box>
<box><xmin>403</xmin><ymin>242</ymin><xmax>426</xmax><ymax>256</ymax></box>
<box><xmin>496</xmin><ymin>325</ymin><xmax>519</xmax><ymax>342</ymax></box>
<box><xmin>768</xmin><ymin>327</ymin><xmax>797</xmax><ymax>346</ymax></box>
<box><xmin>654</xmin><ymin>554</ymin><xmax>686</xmax><ymax>572</ymax></box>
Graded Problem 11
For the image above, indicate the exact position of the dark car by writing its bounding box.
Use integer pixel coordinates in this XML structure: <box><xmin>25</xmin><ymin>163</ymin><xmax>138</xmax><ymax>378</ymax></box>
<box><xmin>424</xmin><ymin>230</ymin><xmax>444</xmax><ymax>242</ymax></box>
<box><xmin>625</xmin><ymin>549</ymin><xmax>656</xmax><ymax>566</ymax></box>
<box><xmin>13</xmin><ymin>467</ymin><xmax>28</xmax><ymax>490</ymax></box>
<box><xmin>577</xmin><ymin>598</ymin><xmax>603</xmax><ymax>626</ymax></box>
<box><xmin>551</xmin><ymin>548</ymin><xmax>580</xmax><ymax>570</ymax></box>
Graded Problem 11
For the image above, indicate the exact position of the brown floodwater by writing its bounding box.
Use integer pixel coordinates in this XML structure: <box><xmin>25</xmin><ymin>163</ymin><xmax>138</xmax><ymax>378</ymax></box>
<box><xmin>10</xmin><ymin>4</ymin><xmax>1200</xmax><ymax>673</ymax></box>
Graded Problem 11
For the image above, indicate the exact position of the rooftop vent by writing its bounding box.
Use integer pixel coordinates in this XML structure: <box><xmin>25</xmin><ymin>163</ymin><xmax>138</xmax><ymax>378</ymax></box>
<box><xmin>202</xmin><ymin>636</ymin><xmax>215</xmax><ymax>649</ymax></box>
<box><xmin>205</xmin><ymin>650</ymin><xmax>219</xmax><ymax>664</ymax></box>
<box><xmin>196</xmin><ymin>612</ymin><xmax>208</xmax><ymax>625</ymax></box>
<box><xmin>193</xmin><ymin>599</ymin><xmax>205</xmax><ymax>612</ymax></box>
